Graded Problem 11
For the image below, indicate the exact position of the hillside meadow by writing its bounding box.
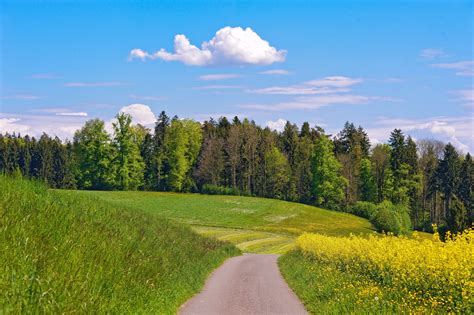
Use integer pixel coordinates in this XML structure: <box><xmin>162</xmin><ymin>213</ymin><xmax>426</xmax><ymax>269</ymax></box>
<box><xmin>0</xmin><ymin>176</ymin><xmax>239</xmax><ymax>313</ymax></box>
<box><xmin>67</xmin><ymin>190</ymin><xmax>375</xmax><ymax>253</ymax></box>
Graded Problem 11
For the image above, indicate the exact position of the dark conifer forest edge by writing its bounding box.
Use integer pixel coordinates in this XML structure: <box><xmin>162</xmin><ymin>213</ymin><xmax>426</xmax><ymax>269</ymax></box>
<box><xmin>0</xmin><ymin>111</ymin><xmax>472</xmax><ymax>235</ymax></box>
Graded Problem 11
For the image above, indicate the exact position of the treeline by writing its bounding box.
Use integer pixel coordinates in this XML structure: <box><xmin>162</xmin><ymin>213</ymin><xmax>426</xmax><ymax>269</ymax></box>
<box><xmin>0</xmin><ymin>112</ymin><xmax>472</xmax><ymax>234</ymax></box>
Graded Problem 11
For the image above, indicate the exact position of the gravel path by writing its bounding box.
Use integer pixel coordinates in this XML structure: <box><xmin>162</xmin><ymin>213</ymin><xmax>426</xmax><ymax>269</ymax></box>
<box><xmin>179</xmin><ymin>254</ymin><xmax>307</xmax><ymax>315</ymax></box>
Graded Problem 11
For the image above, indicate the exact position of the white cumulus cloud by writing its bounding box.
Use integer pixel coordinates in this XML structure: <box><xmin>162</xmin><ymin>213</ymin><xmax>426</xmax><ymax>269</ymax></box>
<box><xmin>129</xmin><ymin>26</ymin><xmax>286</xmax><ymax>66</ymax></box>
<box><xmin>266</xmin><ymin>119</ymin><xmax>287</xmax><ymax>132</ymax></box>
<box><xmin>118</xmin><ymin>104</ymin><xmax>157</xmax><ymax>126</ymax></box>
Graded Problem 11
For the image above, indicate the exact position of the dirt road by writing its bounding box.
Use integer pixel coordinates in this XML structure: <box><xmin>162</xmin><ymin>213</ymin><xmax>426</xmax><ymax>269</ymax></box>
<box><xmin>179</xmin><ymin>254</ymin><xmax>307</xmax><ymax>315</ymax></box>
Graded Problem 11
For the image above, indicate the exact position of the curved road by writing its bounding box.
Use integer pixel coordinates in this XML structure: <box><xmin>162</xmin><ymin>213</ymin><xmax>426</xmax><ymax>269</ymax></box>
<box><xmin>179</xmin><ymin>254</ymin><xmax>307</xmax><ymax>315</ymax></box>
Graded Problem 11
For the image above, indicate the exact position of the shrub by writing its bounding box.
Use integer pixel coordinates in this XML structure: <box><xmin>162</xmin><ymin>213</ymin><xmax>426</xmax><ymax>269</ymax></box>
<box><xmin>371</xmin><ymin>201</ymin><xmax>411</xmax><ymax>235</ymax></box>
<box><xmin>349</xmin><ymin>201</ymin><xmax>378</xmax><ymax>219</ymax></box>
<box><xmin>349</xmin><ymin>200</ymin><xmax>411</xmax><ymax>235</ymax></box>
<box><xmin>201</xmin><ymin>184</ymin><xmax>252</xmax><ymax>197</ymax></box>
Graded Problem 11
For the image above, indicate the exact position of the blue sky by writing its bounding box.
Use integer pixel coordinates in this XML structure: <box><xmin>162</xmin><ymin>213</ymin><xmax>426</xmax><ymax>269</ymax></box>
<box><xmin>1</xmin><ymin>0</ymin><xmax>473</xmax><ymax>152</ymax></box>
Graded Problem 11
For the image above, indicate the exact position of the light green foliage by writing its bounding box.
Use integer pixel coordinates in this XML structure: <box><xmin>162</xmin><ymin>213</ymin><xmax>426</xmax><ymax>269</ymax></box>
<box><xmin>312</xmin><ymin>135</ymin><xmax>347</xmax><ymax>210</ymax></box>
<box><xmin>371</xmin><ymin>200</ymin><xmax>411</xmax><ymax>235</ymax></box>
<box><xmin>358</xmin><ymin>158</ymin><xmax>376</xmax><ymax>202</ymax></box>
<box><xmin>349</xmin><ymin>200</ymin><xmax>411</xmax><ymax>235</ymax></box>
<box><xmin>112</xmin><ymin>113</ymin><xmax>145</xmax><ymax>190</ymax></box>
<box><xmin>73</xmin><ymin>119</ymin><xmax>116</xmax><ymax>190</ymax></box>
<box><xmin>165</xmin><ymin>119</ymin><xmax>203</xmax><ymax>191</ymax></box>
<box><xmin>264</xmin><ymin>146</ymin><xmax>291</xmax><ymax>199</ymax></box>
<box><xmin>0</xmin><ymin>176</ymin><xmax>238</xmax><ymax>313</ymax></box>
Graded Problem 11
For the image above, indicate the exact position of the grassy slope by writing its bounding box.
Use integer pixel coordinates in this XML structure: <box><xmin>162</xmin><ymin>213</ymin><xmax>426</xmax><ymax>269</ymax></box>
<box><xmin>69</xmin><ymin>191</ymin><xmax>375</xmax><ymax>253</ymax></box>
<box><xmin>0</xmin><ymin>176</ymin><xmax>239</xmax><ymax>314</ymax></box>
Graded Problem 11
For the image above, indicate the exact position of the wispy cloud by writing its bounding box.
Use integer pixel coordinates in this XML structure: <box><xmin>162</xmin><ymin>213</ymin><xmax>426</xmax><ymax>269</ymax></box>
<box><xmin>128</xmin><ymin>26</ymin><xmax>286</xmax><ymax>66</ymax></box>
<box><xmin>241</xmin><ymin>94</ymin><xmax>384</xmax><ymax>111</ymax></box>
<box><xmin>259</xmin><ymin>69</ymin><xmax>291</xmax><ymax>75</ymax></box>
<box><xmin>0</xmin><ymin>94</ymin><xmax>43</xmax><ymax>100</ymax></box>
<box><xmin>56</xmin><ymin>112</ymin><xmax>88</xmax><ymax>117</ymax></box>
<box><xmin>454</xmin><ymin>87</ymin><xmax>474</xmax><ymax>106</ymax></box>
<box><xmin>63</xmin><ymin>82</ymin><xmax>128</xmax><ymax>87</ymax></box>
<box><xmin>242</xmin><ymin>75</ymin><xmax>388</xmax><ymax>111</ymax></box>
<box><xmin>431</xmin><ymin>60</ymin><xmax>474</xmax><ymax>76</ymax></box>
<box><xmin>420</xmin><ymin>48</ymin><xmax>446</xmax><ymax>59</ymax></box>
<box><xmin>28</xmin><ymin>73</ymin><xmax>60</xmax><ymax>79</ymax></box>
<box><xmin>247</xmin><ymin>76</ymin><xmax>361</xmax><ymax>95</ymax></box>
<box><xmin>248</xmin><ymin>86</ymin><xmax>349</xmax><ymax>95</ymax></box>
<box><xmin>129</xmin><ymin>94</ymin><xmax>166</xmax><ymax>101</ymax></box>
<box><xmin>304</xmin><ymin>76</ymin><xmax>362</xmax><ymax>87</ymax></box>
<box><xmin>199</xmin><ymin>74</ymin><xmax>241</xmax><ymax>81</ymax></box>
<box><xmin>193</xmin><ymin>85</ymin><xmax>244</xmax><ymax>90</ymax></box>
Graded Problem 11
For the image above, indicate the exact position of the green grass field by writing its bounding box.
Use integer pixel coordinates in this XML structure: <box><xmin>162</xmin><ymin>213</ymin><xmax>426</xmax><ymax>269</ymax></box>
<box><xmin>68</xmin><ymin>190</ymin><xmax>375</xmax><ymax>253</ymax></box>
<box><xmin>0</xmin><ymin>176</ymin><xmax>239</xmax><ymax>314</ymax></box>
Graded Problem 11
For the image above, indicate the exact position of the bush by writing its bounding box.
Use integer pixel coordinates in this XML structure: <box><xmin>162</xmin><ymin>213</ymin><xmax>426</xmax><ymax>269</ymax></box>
<box><xmin>201</xmin><ymin>184</ymin><xmax>252</xmax><ymax>196</ymax></box>
<box><xmin>349</xmin><ymin>200</ymin><xmax>411</xmax><ymax>235</ymax></box>
<box><xmin>349</xmin><ymin>201</ymin><xmax>378</xmax><ymax>219</ymax></box>
<box><xmin>372</xmin><ymin>201</ymin><xmax>411</xmax><ymax>235</ymax></box>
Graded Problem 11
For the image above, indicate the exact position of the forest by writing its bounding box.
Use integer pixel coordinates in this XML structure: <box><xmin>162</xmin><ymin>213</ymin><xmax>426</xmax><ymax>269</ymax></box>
<box><xmin>0</xmin><ymin>112</ymin><xmax>472</xmax><ymax>235</ymax></box>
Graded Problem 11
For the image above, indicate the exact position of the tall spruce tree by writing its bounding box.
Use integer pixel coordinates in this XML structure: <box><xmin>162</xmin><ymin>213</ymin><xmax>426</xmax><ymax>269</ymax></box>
<box><xmin>437</xmin><ymin>143</ymin><xmax>461</xmax><ymax>227</ymax></box>
<box><xmin>458</xmin><ymin>153</ymin><xmax>473</xmax><ymax>225</ymax></box>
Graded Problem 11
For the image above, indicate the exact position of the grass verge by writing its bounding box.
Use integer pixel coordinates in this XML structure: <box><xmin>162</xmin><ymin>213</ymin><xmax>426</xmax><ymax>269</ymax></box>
<box><xmin>0</xmin><ymin>176</ymin><xmax>240</xmax><ymax>314</ymax></box>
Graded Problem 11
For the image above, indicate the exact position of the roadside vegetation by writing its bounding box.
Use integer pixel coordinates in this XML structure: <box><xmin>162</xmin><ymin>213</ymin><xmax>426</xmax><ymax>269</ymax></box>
<box><xmin>0</xmin><ymin>176</ymin><xmax>239</xmax><ymax>314</ymax></box>
<box><xmin>280</xmin><ymin>228</ymin><xmax>473</xmax><ymax>314</ymax></box>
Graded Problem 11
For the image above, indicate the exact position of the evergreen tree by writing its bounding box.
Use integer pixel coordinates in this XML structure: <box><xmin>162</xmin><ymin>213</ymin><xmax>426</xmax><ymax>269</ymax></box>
<box><xmin>437</xmin><ymin>143</ymin><xmax>461</xmax><ymax>225</ymax></box>
<box><xmin>388</xmin><ymin>129</ymin><xmax>406</xmax><ymax>173</ymax></box>
<box><xmin>446</xmin><ymin>196</ymin><xmax>468</xmax><ymax>233</ymax></box>
<box><xmin>294</xmin><ymin>135</ymin><xmax>314</xmax><ymax>203</ymax></box>
<box><xmin>300</xmin><ymin>122</ymin><xmax>311</xmax><ymax>138</ymax></box>
<box><xmin>311</xmin><ymin>135</ymin><xmax>347</xmax><ymax>210</ymax></box>
<box><xmin>226</xmin><ymin>124</ymin><xmax>242</xmax><ymax>189</ymax></box>
<box><xmin>141</xmin><ymin>133</ymin><xmax>156</xmax><ymax>190</ymax></box>
<box><xmin>153</xmin><ymin>111</ymin><xmax>170</xmax><ymax>190</ymax></box>
<box><xmin>458</xmin><ymin>153</ymin><xmax>473</xmax><ymax>225</ymax></box>
<box><xmin>195</xmin><ymin>135</ymin><xmax>225</xmax><ymax>187</ymax></box>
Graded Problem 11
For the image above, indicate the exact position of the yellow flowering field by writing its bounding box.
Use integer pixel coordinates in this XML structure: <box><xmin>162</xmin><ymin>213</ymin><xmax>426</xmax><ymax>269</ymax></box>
<box><xmin>295</xmin><ymin>228</ymin><xmax>474</xmax><ymax>313</ymax></box>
